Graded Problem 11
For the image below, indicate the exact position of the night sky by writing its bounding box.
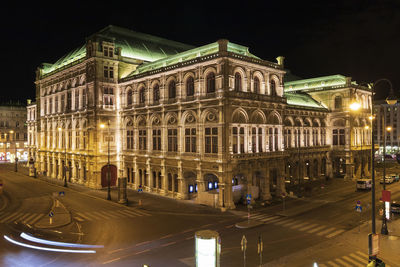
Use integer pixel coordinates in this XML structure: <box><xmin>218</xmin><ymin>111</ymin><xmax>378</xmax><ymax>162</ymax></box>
<box><xmin>2</xmin><ymin>0</ymin><xmax>399</xmax><ymax>103</ymax></box>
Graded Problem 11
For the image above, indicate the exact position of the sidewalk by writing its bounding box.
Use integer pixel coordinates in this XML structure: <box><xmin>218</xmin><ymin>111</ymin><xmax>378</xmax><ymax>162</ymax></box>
<box><xmin>265</xmin><ymin>217</ymin><xmax>400</xmax><ymax>266</ymax></box>
<box><xmin>20</xmin><ymin>165</ymin><xmax>228</xmax><ymax>217</ymax></box>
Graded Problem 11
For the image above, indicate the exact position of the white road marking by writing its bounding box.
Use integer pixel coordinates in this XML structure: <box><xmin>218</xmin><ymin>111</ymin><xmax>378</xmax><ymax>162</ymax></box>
<box><xmin>289</xmin><ymin>221</ymin><xmax>309</xmax><ymax>229</ymax></box>
<box><xmin>29</xmin><ymin>214</ymin><xmax>45</xmax><ymax>224</ymax></box>
<box><xmin>298</xmin><ymin>223</ymin><xmax>318</xmax><ymax>231</ymax></box>
<box><xmin>317</xmin><ymin>227</ymin><xmax>336</xmax><ymax>236</ymax></box>
<box><xmin>342</xmin><ymin>255</ymin><xmax>364</xmax><ymax>266</ymax></box>
<box><xmin>76</xmin><ymin>212</ymin><xmax>93</xmax><ymax>221</ymax></box>
<box><xmin>326</xmin><ymin>229</ymin><xmax>345</xmax><ymax>238</ymax></box>
<box><xmin>307</xmin><ymin>225</ymin><xmax>326</xmax><ymax>233</ymax></box>
<box><xmin>325</xmin><ymin>260</ymin><xmax>340</xmax><ymax>267</ymax></box>
<box><xmin>0</xmin><ymin>212</ymin><xmax>18</xmax><ymax>223</ymax></box>
<box><xmin>349</xmin><ymin>252</ymin><xmax>368</xmax><ymax>263</ymax></box>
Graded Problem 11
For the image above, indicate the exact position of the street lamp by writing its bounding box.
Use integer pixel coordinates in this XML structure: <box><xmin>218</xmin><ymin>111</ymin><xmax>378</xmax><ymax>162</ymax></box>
<box><xmin>361</xmin><ymin>125</ymin><xmax>369</xmax><ymax>178</ymax></box>
<box><xmin>368</xmin><ymin>78</ymin><xmax>396</xmax><ymax>239</ymax></box>
<box><xmin>58</xmin><ymin>127</ymin><xmax>68</xmax><ymax>187</ymax></box>
<box><xmin>100</xmin><ymin>121</ymin><xmax>111</xmax><ymax>201</ymax></box>
<box><xmin>9</xmin><ymin>130</ymin><xmax>17</xmax><ymax>172</ymax></box>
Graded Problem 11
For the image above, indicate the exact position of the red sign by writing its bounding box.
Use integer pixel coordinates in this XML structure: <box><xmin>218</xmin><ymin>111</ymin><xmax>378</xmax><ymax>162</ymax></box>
<box><xmin>382</xmin><ymin>190</ymin><xmax>391</xmax><ymax>202</ymax></box>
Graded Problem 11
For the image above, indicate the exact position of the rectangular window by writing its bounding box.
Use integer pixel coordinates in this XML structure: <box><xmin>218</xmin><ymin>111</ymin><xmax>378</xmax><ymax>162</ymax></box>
<box><xmin>55</xmin><ymin>96</ymin><xmax>58</xmax><ymax>113</ymax></box>
<box><xmin>75</xmin><ymin>90</ymin><xmax>79</xmax><ymax>110</ymax></box>
<box><xmin>232</xmin><ymin>127</ymin><xmax>238</xmax><ymax>153</ymax></box>
<box><xmin>152</xmin><ymin>129</ymin><xmax>161</xmax><ymax>151</ymax></box>
<box><xmin>185</xmin><ymin>128</ymin><xmax>196</xmax><ymax>152</ymax></box>
<box><xmin>339</xmin><ymin>129</ymin><xmax>345</xmax><ymax>145</ymax></box>
<box><xmin>103</xmin><ymin>46</ymin><xmax>113</xmax><ymax>57</ymax></box>
<box><xmin>168</xmin><ymin>129</ymin><xmax>178</xmax><ymax>152</ymax></box>
<box><xmin>103</xmin><ymin>88</ymin><xmax>114</xmax><ymax>108</ymax></box>
<box><xmin>67</xmin><ymin>92</ymin><xmax>72</xmax><ymax>111</ymax></box>
<box><xmin>205</xmin><ymin>127</ymin><xmax>218</xmax><ymax>153</ymax></box>
<box><xmin>127</xmin><ymin>130</ymin><xmax>134</xmax><ymax>149</ymax></box>
<box><xmin>333</xmin><ymin>129</ymin><xmax>338</xmax><ymax>145</ymax></box>
<box><xmin>61</xmin><ymin>95</ymin><xmax>65</xmax><ymax>112</ymax></box>
<box><xmin>82</xmin><ymin>89</ymin><xmax>87</xmax><ymax>108</ymax></box>
<box><xmin>139</xmin><ymin>130</ymin><xmax>147</xmax><ymax>150</ymax></box>
<box><xmin>103</xmin><ymin>66</ymin><xmax>114</xmax><ymax>79</ymax></box>
<box><xmin>83</xmin><ymin>131</ymin><xmax>87</xmax><ymax>148</ymax></box>
<box><xmin>75</xmin><ymin>131</ymin><xmax>80</xmax><ymax>149</ymax></box>
<box><xmin>49</xmin><ymin>98</ymin><xmax>53</xmax><ymax>114</ymax></box>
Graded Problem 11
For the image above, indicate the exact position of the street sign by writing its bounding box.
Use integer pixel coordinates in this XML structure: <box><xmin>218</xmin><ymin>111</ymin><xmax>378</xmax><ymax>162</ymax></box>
<box><xmin>355</xmin><ymin>203</ymin><xmax>362</xmax><ymax>212</ymax></box>
<box><xmin>49</xmin><ymin>211</ymin><xmax>54</xmax><ymax>217</ymax></box>
<box><xmin>382</xmin><ymin>190</ymin><xmax>391</xmax><ymax>202</ymax></box>
<box><xmin>246</xmin><ymin>194</ymin><xmax>251</xmax><ymax>200</ymax></box>
<box><xmin>59</xmin><ymin>191</ymin><xmax>65</xmax><ymax>196</ymax></box>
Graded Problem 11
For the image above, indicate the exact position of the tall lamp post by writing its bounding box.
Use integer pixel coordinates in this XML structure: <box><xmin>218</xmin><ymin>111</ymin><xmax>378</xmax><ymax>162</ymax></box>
<box><xmin>9</xmin><ymin>130</ymin><xmax>17</xmax><ymax>172</ymax></box>
<box><xmin>100</xmin><ymin>120</ymin><xmax>111</xmax><ymax>201</ymax></box>
<box><xmin>58</xmin><ymin>127</ymin><xmax>68</xmax><ymax>187</ymax></box>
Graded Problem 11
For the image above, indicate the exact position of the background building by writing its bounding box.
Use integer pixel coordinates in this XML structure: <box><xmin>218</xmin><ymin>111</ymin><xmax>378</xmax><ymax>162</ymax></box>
<box><xmin>0</xmin><ymin>101</ymin><xmax>28</xmax><ymax>162</ymax></box>
<box><xmin>32</xmin><ymin>25</ymin><xmax>373</xmax><ymax>209</ymax></box>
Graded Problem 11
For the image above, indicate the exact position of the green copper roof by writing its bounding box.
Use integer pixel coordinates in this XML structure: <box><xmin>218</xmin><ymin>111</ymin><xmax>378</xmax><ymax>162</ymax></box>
<box><xmin>40</xmin><ymin>25</ymin><xmax>194</xmax><ymax>76</ymax></box>
<box><xmin>41</xmin><ymin>45</ymin><xmax>86</xmax><ymax>75</ymax></box>
<box><xmin>285</xmin><ymin>92</ymin><xmax>327</xmax><ymax>110</ymax></box>
<box><xmin>284</xmin><ymin>74</ymin><xmax>350</xmax><ymax>92</ymax></box>
<box><xmin>130</xmin><ymin>41</ymin><xmax>260</xmax><ymax>76</ymax></box>
<box><xmin>95</xmin><ymin>25</ymin><xmax>194</xmax><ymax>62</ymax></box>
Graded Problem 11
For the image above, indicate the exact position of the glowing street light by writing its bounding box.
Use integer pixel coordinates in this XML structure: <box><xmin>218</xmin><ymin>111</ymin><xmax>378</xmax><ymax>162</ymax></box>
<box><xmin>9</xmin><ymin>130</ymin><xmax>17</xmax><ymax>172</ymax></box>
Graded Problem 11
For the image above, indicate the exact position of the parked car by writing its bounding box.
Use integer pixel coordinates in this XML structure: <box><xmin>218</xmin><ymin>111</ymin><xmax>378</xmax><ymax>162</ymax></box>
<box><xmin>356</xmin><ymin>179</ymin><xmax>372</xmax><ymax>190</ymax></box>
<box><xmin>380</xmin><ymin>176</ymin><xmax>395</xmax><ymax>184</ymax></box>
<box><xmin>391</xmin><ymin>201</ymin><xmax>400</xmax><ymax>214</ymax></box>
<box><xmin>390</xmin><ymin>174</ymin><xmax>400</xmax><ymax>182</ymax></box>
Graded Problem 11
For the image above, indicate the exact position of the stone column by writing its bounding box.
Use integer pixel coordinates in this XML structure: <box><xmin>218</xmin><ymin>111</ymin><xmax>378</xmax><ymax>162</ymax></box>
<box><xmin>276</xmin><ymin>163</ymin><xmax>287</xmax><ymax>197</ymax></box>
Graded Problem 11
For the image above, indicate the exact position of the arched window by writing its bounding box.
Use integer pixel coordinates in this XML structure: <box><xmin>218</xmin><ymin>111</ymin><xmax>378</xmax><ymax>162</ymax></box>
<box><xmin>168</xmin><ymin>80</ymin><xmax>176</xmax><ymax>99</ymax></box>
<box><xmin>186</xmin><ymin>76</ymin><xmax>194</xmax><ymax>96</ymax></box>
<box><xmin>153</xmin><ymin>84</ymin><xmax>160</xmax><ymax>102</ymax></box>
<box><xmin>234</xmin><ymin>72</ymin><xmax>242</xmax><ymax>91</ymax></box>
<box><xmin>139</xmin><ymin>88</ymin><xmax>146</xmax><ymax>104</ymax></box>
<box><xmin>206</xmin><ymin>73</ymin><xmax>215</xmax><ymax>93</ymax></box>
<box><xmin>254</xmin><ymin>77</ymin><xmax>260</xmax><ymax>94</ymax></box>
<box><xmin>127</xmin><ymin>90</ymin><xmax>133</xmax><ymax>106</ymax></box>
<box><xmin>334</xmin><ymin>96</ymin><xmax>342</xmax><ymax>109</ymax></box>
<box><xmin>270</xmin><ymin>79</ymin><xmax>277</xmax><ymax>96</ymax></box>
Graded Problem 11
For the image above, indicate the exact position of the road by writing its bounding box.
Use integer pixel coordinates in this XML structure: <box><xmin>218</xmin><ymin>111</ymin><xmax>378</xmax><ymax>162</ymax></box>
<box><xmin>0</xmin><ymin>163</ymin><xmax>399</xmax><ymax>266</ymax></box>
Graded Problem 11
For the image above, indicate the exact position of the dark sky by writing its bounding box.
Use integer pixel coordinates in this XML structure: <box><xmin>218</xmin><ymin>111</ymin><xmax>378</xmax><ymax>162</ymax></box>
<box><xmin>2</xmin><ymin>0</ymin><xmax>399</xmax><ymax>103</ymax></box>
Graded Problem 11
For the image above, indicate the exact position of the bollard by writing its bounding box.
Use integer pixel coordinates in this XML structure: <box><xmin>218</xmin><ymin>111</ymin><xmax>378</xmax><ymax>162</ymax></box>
<box><xmin>139</xmin><ymin>199</ymin><xmax>142</xmax><ymax>206</ymax></box>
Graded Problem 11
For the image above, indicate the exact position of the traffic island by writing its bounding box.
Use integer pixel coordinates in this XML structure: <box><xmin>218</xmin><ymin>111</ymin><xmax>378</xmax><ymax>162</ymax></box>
<box><xmin>35</xmin><ymin>199</ymin><xmax>71</xmax><ymax>229</ymax></box>
<box><xmin>235</xmin><ymin>220</ymin><xmax>264</xmax><ymax>229</ymax></box>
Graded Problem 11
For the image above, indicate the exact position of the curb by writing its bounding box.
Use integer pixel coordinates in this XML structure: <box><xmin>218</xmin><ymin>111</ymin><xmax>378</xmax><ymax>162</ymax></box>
<box><xmin>235</xmin><ymin>220</ymin><xmax>264</xmax><ymax>229</ymax></box>
<box><xmin>34</xmin><ymin>197</ymin><xmax>72</xmax><ymax>229</ymax></box>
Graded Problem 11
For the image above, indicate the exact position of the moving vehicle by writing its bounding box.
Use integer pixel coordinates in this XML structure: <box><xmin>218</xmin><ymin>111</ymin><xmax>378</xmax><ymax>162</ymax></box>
<box><xmin>390</xmin><ymin>174</ymin><xmax>400</xmax><ymax>182</ymax></box>
<box><xmin>356</xmin><ymin>179</ymin><xmax>372</xmax><ymax>190</ymax></box>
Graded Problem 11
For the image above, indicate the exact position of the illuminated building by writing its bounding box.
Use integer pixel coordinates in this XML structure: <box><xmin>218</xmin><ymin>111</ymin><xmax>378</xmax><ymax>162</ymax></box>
<box><xmin>33</xmin><ymin>25</ymin><xmax>372</xmax><ymax>209</ymax></box>
<box><xmin>0</xmin><ymin>102</ymin><xmax>28</xmax><ymax>162</ymax></box>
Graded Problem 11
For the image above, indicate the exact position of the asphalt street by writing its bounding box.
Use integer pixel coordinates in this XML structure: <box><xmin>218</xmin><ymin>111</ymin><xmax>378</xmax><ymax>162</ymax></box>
<box><xmin>1</xmin><ymin>163</ymin><xmax>400</xmax><ymax>266</ymax></box>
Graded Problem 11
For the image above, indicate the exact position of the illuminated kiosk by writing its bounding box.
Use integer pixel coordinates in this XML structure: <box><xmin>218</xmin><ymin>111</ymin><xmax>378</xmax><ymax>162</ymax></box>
<box><xmin>195</xmin><ymin>230</ymin><xmax>220</xmax><ymax>267</ymax></box>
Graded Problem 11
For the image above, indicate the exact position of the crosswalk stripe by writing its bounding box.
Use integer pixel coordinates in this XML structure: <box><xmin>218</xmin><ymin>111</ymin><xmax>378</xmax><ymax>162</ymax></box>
<box><xmin>259</xmin><ymin>216</ymin><xmax>280</xmax><ymax>222</ymax></box>
<box><xmin>132</xmin><ymin>209</ymin><xmax>150</xmax><ymax>216</ymax></box>
<box><xmin>289</xmin><ymin>221</ymin><xmax>309</xmax><ymax>229</ymax></box>
<box><xmin>342</xmin><ymin>255</ymin><xmax>364</xmax><ymax>266</ymax></box>
<box><xmin>250</xmin><ymin>214</ymin><xmax>267</xmax><ymax>219</ymax></box>
<box><xmin>123</xmin><ymin>209</ymin><xmax>145</xmax><ymax>216</ymax></box>
<box><xmin>335</xmin><ymin>258</ymin><xmax>350</xmax><ymax>266</ymax></box>
<box><xmin>23</xmin><ymin>213</ymin><xmax>39</xmax><ymax>223</ymax></box>
<box><xmin>298</xmin><ymin>223</ymin><xmax>318</xmax><ymax>231</ymax></box>
<box><xmin>18</xmin><ymin>213</ymin><xmax>32</xmax><ymax>221</ymax></box>
<box><xmin>76</xmin><ymin>212</ymin><xmax>93</xmax><ymax>221</ymax></box>
<box><xmin>317</xmin><ymin>227</ymin><xmax>336</xmax><ymax>236</ymax></box>
<box><xmin>30</xmin><ymin>214</ymin><xmax>44</xmax><ymax>224</ymax></box>
<box><xmin>114</xmin><ymin>210</ymin><xmax>138</xmax><ymax>217</ymax></box>
<box><xmin>91</xmin><ymin>211</ymin><xmax>109</xmax><ymax>220</ymax></box>
<box><xmin>279</xmin><ymin>220</ymin><xmax>299</xmax><ymax>227</ymax></box>
<box><xmin>318</xmin><ymin>264</ymin><xmax>328</xmax><ymax>267</ymax></box>
<box><xmin>4</xmin><ymin>213</ymin><xmax>25</xmax><ymax>223</ymax></box>
<box><xmin>307</xmin><ymin>225</ymin><xmax>326</xmax><ymax>233</ymax></box>
<box><xmin>326</xmin><ymin>229</ymin><xmax>345</xmax><ymax>238</ymax></box>
<box><xmin>355</xmin><ymin>251</ymin><xmax>369</xmax><ymax>258</ymax></box>
<box><xmin>325</xmin><ymin>261</ymin><xmax>340</xmax><ymax>267</ymax></box>
<box><xmin>0</xmin><ymin>212</ymin><xmax>18</xmax><ymax>223</ymax></box>
<box><xmin>108</xmin><ymin>210</ymin><xmax>124</xmax><ymax>218</ymax></box>
<box><xmin>349</xmin><ymin>253</ymin><xmax>367</xmax><ymax>263</ymax></box>
<box><xmin>98</xmin><ymin>211</ymin><xmax>118</xmax><ymax>218</ymax></box>
<box><xmin>274</xmin><ymin>219</ymin><xmax>295</xmax><ymax>225</ymax></box>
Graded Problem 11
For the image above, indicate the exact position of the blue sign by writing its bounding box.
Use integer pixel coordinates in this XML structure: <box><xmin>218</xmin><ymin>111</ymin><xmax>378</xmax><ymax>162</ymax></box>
<box><xmin>247</xmin><ymin>199</ymin><xmax>251</xmax><ymax>205</ymax></box>
<box><xmin>49</xmin><ymin>211</ymin><xmax>54</xmax><ymax>217</ymax></box>
<box><xmin>246</xmin><ymin>194</ymin><xmax>252</xmax><ymax>200</ymax></box>
<box><xmin>355</xmin><ymin>204</ymin><xmax>362</xmax><ymax>212</ymax></box>
<box><xmin>59</xmin><ymin>191</ymin><xmax>65</xmax><ymax>196</ymax></box>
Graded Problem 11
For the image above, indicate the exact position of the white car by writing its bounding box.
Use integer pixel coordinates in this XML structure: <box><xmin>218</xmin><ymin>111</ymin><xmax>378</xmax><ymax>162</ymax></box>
<box><xmin>380</xmin><ymin>176</ymin><xmax>395</xmax><ymax>184</ymax></box>
<box><xmin>356</xmin><ymin>179</ymin><xmax>372</xmax><ymax>190</ymax></box>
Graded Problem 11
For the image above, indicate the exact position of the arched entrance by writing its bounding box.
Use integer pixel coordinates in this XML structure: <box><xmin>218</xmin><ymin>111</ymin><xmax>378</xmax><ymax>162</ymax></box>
<box><xmin>101</xmin><ymin>165</ymin><xmax>117</xmax><ymax>188</ymax></box>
